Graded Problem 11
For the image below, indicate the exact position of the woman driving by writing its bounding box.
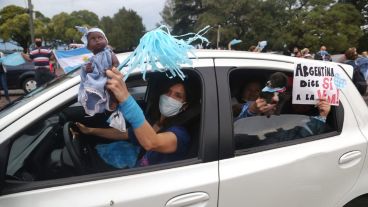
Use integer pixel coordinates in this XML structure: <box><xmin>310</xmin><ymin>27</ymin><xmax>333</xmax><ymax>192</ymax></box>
<box><xmin>74</xmin><ymin>68</ymin><xmax>193</xmax><ymax>168</ymax></box>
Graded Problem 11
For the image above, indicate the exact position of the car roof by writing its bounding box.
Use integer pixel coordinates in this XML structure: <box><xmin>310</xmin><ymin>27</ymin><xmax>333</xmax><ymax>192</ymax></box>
<box><xmin>116</xmin><ymin>49</ymin><xmax>353</xmax><ymax>77</ymax></box>
<box><xmin>116</xmin><ymin>49</ymin><xmax>296</xmax><ymax>64</ymax></box>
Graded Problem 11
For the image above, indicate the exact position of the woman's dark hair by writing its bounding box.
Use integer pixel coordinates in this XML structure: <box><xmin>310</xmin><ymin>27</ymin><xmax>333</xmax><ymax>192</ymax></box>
<box><xmin>345</xmin><ymin>48</ymin><xmax>358</xmax><ymax>60</ymax></box>
<box><xmin>149</xmin><ymin>75</ymin><xmax>197</xmax><ymax>130</ymax></box>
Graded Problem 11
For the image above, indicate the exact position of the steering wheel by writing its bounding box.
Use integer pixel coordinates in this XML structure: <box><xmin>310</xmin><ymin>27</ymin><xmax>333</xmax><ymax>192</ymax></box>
<box><xmin>63</xmin><ymin>121</ymin><xmax>84</xmax><ymax>173</ymax></box>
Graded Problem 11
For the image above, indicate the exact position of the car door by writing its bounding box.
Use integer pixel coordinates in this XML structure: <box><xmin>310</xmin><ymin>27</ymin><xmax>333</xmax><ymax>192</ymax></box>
<box><xmin>215</xmin><ymin>58</ymin><xmax>367</xmax><ymax>207</ymax></box>
<box><xmin>0</xmin><ymin>59</ymin><xmax>220</xmax><ymax>207</ymax></box>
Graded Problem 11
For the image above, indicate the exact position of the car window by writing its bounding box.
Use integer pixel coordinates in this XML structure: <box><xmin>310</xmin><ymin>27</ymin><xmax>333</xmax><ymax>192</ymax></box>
<box><xmin>230</xmin><ymin>68</ymin><xmax>343</xmax><ymax>153</ymax></box>
<box><xmin>3</xmin><ymin>69</ymin><xmax>202</xmax><ymax>189</ymax></box>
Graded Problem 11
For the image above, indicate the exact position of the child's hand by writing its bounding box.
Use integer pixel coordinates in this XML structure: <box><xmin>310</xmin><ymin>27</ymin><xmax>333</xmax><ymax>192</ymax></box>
<box><xmin>85</xmin><ymin>62</ymin><xmax>92</xmax><ymax>73</ymax></box>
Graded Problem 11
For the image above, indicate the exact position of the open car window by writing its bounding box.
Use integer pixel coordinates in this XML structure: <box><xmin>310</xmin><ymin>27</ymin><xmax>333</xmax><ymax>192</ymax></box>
<box><xmin>230</xmin><ymin>68</ymin><xmax>343</xmax><ymax>153</ymax></box>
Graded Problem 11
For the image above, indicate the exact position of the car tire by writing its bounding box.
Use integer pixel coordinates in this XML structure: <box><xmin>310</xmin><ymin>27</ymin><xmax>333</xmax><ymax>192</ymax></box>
<box><xmin>22</xmin><ymin>77</ymin><xmax>37</xmax><ymax>93</ymax></box>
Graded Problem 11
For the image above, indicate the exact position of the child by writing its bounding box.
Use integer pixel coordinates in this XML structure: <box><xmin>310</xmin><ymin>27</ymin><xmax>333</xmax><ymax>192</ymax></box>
<box><xmin>78</xmin><ymin>28</ymin><xmax>123</xmax><ymax>130</ymax></box>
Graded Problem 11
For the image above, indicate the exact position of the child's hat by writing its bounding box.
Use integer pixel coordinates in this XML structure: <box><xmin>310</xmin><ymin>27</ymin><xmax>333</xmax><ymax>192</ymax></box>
<box><xmin>76</xmin><ymin>26</ymin><xmax>108</xmax><ymax>46</ymax></box>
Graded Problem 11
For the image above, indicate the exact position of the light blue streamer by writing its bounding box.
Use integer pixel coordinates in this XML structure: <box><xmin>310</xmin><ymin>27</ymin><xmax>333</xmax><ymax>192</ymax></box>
<box><xmin>118</xmin><ymin>25</ymin><xmax>210</xmax><ymax>81</ymax></box>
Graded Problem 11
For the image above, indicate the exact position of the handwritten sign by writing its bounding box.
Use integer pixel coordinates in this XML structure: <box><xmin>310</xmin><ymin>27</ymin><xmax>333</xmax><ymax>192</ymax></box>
<box><xmin>292</xmin><ymin>61</ymin><xmax>346</xmax><ymax>106</ymax></box>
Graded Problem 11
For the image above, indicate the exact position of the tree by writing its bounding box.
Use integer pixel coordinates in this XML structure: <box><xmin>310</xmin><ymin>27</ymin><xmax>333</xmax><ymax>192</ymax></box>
<box><xmin>49</xmin><ymin>10</ymin><xmax>100</xmax><ymax>44</ymax></box>
<box><xmin>339</xmin><ymin>0</ymin><xmax>368</xmax><ymax>51</ymax></box>
<box><xmin>161</xmin><ymin>0</ymin><xmax>206</xmax><ymax>35</ymax></box>
<box><xmin>165</xmin><ymin>0</ymin><xmax>364</xmax><ymax>52</ymax></box>
<box><xmin>0</xmin><ymin>5</ymin><xmax>47</xmax><ymax>52</ymax></box>
<box><xmin>196</xmin><ymin>0</ymin><xmax>288</xmax><ymax>50</ymax></box>
<box><xmin>281</xmin><ymin>1</ymin><xmax>363</xmax><ymax>53</ymax></box>
<box><xmin>104</xmin><ymin>8</ymin><xmax>145</xmax><ymax>52</ymax></box>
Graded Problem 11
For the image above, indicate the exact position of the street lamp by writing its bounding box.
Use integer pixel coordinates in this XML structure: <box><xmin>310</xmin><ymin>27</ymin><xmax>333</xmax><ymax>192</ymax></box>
<box><xmin>27</xmin><ymin>0</ymin><xmax>35</xmax><ymax>45</ymax></box>
<box><xmin>216</xmin><ymin>25</ymin><xmax>221</xmax><ymax>49</ymax></box>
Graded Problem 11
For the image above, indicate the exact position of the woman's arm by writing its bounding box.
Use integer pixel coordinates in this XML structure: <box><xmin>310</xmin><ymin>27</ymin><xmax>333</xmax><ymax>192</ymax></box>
<box><xmin>21</xmin><ymin>53</ymin><xmax>32</xmax><ymax>62</ymax></box>
<box><xmin>75</xmin><ymin>122</ymin><xmax>128</xmax><ymax>140</ymax></box>
<box><xmin>134</xmin><ymin>121</ymin><xmax>178</xmax><ymax>153</ymax></box>
<box><xmin>106</xmin><ymin>67</ymin><xmax>178</xmax><ymax>153</ymax></box>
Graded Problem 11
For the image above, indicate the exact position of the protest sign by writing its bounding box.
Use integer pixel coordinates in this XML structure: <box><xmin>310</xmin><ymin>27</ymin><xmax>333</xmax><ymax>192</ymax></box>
<box><xmin>292</xmin><ymin>61</ymin><xmax>347</xmax><ymax>106</ymax></box>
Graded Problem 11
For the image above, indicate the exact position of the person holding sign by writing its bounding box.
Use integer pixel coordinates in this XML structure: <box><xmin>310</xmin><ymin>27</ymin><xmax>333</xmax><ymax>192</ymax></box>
<box><xmin>235</xmin><ymin>70</ymin><xmax>332</xmax><ymax>144</ymax></box>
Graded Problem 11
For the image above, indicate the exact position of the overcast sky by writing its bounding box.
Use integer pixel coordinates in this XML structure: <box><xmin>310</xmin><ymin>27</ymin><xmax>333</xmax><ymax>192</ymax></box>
<box><xmin>0</xmin><ymin>0</ymin><xmax>166</xmax><ymax>30</ymax></box>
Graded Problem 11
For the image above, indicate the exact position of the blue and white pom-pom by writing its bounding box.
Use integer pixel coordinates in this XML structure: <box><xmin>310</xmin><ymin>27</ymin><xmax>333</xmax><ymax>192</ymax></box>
<box><xmin>118</xmin><ymin>25</ymin><xmax>210</xmax><ymax>80</ymax></box>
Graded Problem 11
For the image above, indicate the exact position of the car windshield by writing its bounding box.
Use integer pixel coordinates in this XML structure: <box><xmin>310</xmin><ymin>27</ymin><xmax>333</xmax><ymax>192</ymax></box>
<box><xmin>0</xmin><ymin>68</ymin><xmax>80</xmax><ymax>119</ymax></box>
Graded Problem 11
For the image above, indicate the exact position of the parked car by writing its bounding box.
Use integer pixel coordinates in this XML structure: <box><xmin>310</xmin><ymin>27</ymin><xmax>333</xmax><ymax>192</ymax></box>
<box><xmin>3</xmin><ymin>61</ymin><xmax>36</xmax><ymax>93</ymax></box>
<box><xmin>1</xmin><ymin>50</ymin><xmax>368</xmax><ymax>207</ymax></box>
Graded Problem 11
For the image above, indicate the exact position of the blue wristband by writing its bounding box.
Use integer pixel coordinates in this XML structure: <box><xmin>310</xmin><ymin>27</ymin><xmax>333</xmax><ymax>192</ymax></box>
<box><xmin>118</xmin><ymin>96</ymin><xmax>145</xmax><ymax>129</ymax></box>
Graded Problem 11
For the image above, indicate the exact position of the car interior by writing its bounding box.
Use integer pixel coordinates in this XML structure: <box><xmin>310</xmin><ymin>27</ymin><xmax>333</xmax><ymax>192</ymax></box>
<box><xmin>230</xmin><ymin>69</ymin><xmax>343</xmax><ymax>150</ymax></box>
<box><xmin>4</xmin><ymin>69</ymin><xmax>202</xmax><ymax>184</ymax></box>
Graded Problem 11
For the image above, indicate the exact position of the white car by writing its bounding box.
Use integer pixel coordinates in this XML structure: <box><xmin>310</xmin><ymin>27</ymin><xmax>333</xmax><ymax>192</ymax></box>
<box><xmin>0</xmin><ymin>50</ymin><xmax>367</xmax><ymax>207</ymax></box>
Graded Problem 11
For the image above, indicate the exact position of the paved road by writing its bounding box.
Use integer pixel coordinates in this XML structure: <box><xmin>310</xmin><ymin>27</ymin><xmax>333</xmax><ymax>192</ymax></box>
<box><xmin>0</xmin><ymin>67</ymin><xmax>65</xmax><ymax>109</ymax></box>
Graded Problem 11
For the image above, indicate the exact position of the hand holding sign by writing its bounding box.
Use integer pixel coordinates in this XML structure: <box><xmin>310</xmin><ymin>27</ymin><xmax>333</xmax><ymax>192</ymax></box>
<box><xmin>292</xmin><ymin>61</ymin><xmax>346</xmax><ymax>106</ymax></box>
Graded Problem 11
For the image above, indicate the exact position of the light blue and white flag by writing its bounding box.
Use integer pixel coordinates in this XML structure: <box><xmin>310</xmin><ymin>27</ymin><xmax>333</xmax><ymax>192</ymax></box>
<box><xmin>256</xmin><ymin>40</ymin><xmax>267</xmax><ymax>51</ymax></box>
<box><xmin>0</xmin><ymin>52</ymin><xmax>26</xmax><ymax>66</ymax></box>
<box><xmin>54</xmin><ymin>47</ymin><xmax>93</xmax><ymax>73</ymax></box>
<box><xmin>229</xmin><ymin>39</ymin><xmax>242</xmax><ymax>46</ymax></box>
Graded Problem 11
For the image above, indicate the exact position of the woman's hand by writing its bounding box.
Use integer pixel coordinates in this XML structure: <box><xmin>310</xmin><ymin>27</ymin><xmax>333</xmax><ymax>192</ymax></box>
<box><xmin>249</xmin><ymin>98</ymin><xmax>277</xmax><ymax>114</ymax></box>
<box><xmin>75</xmin><ymin>122</ymin><xmax>92</xmax><ymax>135</ymax></box>
<box><xmin>106</xmin><ymin>67</ymin><xmax>129</xmax><ymax>104</ymax></box>
<box><xmin>316</xmin><ymin>99</ymin><xmax>331</xmax><ymax>117</ymax></box>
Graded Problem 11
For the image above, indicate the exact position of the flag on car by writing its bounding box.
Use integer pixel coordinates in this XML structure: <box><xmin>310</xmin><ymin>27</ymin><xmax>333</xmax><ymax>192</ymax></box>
<box><xmin>54</xmin><ymin>47</ymin><xmax>93</xmax><ymax>73</ymax></box>
<box><xmin>0</xmin><ymin>52</ymin><xmax>26</xmax><ymax>66</ymax></box>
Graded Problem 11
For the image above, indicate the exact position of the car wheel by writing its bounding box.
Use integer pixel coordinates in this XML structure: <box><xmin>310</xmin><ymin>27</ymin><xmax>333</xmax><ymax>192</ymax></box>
<box><xmin>22</xmin><ymin>77</ymin><xmax>37</xmax><ymax>93</ymax></box>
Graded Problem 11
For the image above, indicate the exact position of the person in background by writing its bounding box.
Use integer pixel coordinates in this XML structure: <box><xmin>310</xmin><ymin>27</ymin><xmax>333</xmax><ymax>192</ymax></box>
<box><xmin>345</xmin><ymin>47</ymin><xmax>367</xmax><ymax>95</ymax></box>
<box><xmin>301</xmin><ymin>48</ymin><xmax>313</xmax><ymax>59</ymax></box>
<box><xmin>232</xmin><ymin>81</ymin><xmax>261</xmax><ymax>117</ymax></box>
<box><xmin>362</xmin><ymin>51</ymin><xmax>368</xmax><ymax>58</ymax></box>
<box><xmin>0</xmin><ymin>52</ymin><xmax>11</xmax><ymax>103</ymax></box>
<box><xmin>291</xmin><ymin>47</ymin><xmax>299</xmax><ymax>57</ymax></box>
<box><xmin>248</xmin><ymin>45</ymin><xmax>257</xmax><ymax>52</ymax></box>
<box><xmin>315</xmin><ymin>45</ymin><xmax>332</xmax><ymax>61</ymax></box>
<box><xmin>22</xmin><ymin>37</ymin><xmax>55</xmax><ymax>87</ymax></box>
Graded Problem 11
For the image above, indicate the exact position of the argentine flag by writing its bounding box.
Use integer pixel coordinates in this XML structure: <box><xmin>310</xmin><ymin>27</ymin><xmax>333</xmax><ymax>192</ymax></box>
<box><xmin>54</xmin><ymin>47</ymin><xmax>93</xmax><ymax>73</ymax></box>
<box><xmin>0</xmin><ymin>52</ymin><xmax>26</xmax><ymax>66</ymax></box>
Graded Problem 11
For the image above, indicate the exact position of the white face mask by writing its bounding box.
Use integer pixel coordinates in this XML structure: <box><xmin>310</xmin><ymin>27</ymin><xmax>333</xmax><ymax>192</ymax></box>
<box><xmin>159</xmin><ymin>94</ymin><xmax>184</xmax><ymax>117</ymax></box>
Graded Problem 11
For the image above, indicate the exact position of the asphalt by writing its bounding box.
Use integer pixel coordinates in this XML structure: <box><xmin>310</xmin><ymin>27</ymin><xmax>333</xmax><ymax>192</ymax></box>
<box><xmin>0</xmin><ymin>67</ymin><xmax>65</xmax><ymax>109</ymax></box>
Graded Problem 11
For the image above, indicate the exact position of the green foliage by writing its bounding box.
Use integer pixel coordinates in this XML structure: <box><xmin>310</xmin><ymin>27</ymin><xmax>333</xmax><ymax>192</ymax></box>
<box><xmin>161</xmin><ymin>0</ymin><xmax>206</xmax><ymax>35</ymax></box>
<box><xmin>0</xmin><ymin>5</ymin><xmax>46</xmax><ymax>52</ymax></box>
<box><xmin>104</xmin><ymin>8</ymin><xmax>145</xmax><ymax>52</ymax></box>
<box><xmin>162</xmin><ymin>0</ymin><xmax>366</xmax><ymax>52</ymax></box>
<box><xmin>50</xmin><ymin>10</ymin><xmax>100</xmax><ymax>44</ymax></box>
<box><xmin>0</xmin><ymin>5</ymin><xmax>146</xmax><ymax>53</ymax></box>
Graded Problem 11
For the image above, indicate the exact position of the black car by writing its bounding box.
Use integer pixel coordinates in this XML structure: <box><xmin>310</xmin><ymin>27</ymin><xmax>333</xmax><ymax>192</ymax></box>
<box><xmin>2</xmin><ymin>61</ymin><xmax>36</xmax><ymax>93</ymax></box>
